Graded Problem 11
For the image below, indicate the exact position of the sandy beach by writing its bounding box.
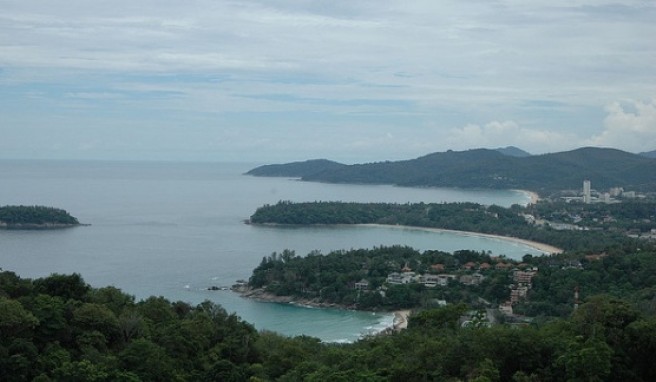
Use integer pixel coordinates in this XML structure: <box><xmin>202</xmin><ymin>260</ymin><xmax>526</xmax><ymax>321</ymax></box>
<box><xmin>393</xmin><ymin>310</ymin><xmax>411</xmax><ymax>331</ymax></box>
<box><xmin>359</xmin><ymin>224</ymin><xmax>563</xmax><ymax>255</ymax></box>
<box><xmin>525</xmin><ymin>190</ymin><xmax>540</xmax><ymax>205</ymax></box>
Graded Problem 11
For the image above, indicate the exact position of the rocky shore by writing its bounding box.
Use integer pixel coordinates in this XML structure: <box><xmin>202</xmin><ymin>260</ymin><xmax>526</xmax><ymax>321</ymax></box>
<box><xmin>0</xmin><ymin>222</ymin><xmax>83</xmax><ymax>230</ymax></box>
<box><xmin>232</xmin><ymin>284</ymin><xmax>352</xmax><ymax>310</ymax></box>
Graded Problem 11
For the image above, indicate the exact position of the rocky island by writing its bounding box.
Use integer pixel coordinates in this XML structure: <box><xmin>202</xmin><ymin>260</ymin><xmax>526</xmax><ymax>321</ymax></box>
<box><xmin>0</xmin><ymin>205</ymin><xmax>81</xmax><ymax>229</ymax></box>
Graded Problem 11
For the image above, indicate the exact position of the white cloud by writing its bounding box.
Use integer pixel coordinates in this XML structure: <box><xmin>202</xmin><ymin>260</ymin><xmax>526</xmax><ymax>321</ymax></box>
<box><xmin>586</xmin><ymin>99</ymin><xmax>656</xmax><ymax>152</ymax></box>
<box><xmin>1</xmin><ymin>1</ymin><xmax>656</xmax><ymax>161</ymax></box>
<box><xmin>444</xmin><ymin>120</ymin><xmax>579</xmax><ymax>153</ymax></box>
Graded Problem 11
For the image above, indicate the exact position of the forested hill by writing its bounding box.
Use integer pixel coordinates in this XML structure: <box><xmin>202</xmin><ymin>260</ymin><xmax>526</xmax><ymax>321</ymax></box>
<box><xmin>245</xmin><ymin>159</ymin><xmax>346</xmax><ymax>177</ymax></box>
<box><xmin>0</xmin><ymin>205</ymin><xmax>80</xmax><ymax>229</ymax></box>
<box><xmin>247</xmin><ymin>147</ymin><xmax>656</xmax><ymax>194</ymax></box>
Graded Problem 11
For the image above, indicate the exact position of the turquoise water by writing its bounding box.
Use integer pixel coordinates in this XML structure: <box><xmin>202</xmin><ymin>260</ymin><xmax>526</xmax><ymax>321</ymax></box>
<box><xmin>0</xmin><ymin>160</ymin><xmax>538</xmax><ymax>342</ymax></box>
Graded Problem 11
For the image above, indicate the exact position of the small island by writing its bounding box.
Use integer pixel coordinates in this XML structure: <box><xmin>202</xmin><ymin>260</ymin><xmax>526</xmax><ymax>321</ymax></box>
<box><xmin>0</xmin><ymin>205</ymin><xmax>81</xmax><ymax>229</ymax></box>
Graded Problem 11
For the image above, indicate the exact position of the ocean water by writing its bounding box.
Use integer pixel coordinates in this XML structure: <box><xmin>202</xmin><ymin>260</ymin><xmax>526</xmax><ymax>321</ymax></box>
<box><xmin>0</xmin><ymin>160</ymin><xmax>539</xmax><ymax>342</ymax></box>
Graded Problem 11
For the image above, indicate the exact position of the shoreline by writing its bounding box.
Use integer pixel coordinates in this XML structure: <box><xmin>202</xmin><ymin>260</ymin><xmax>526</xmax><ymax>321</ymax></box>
<box><xmin>516</xmin><ymin>189</ymin><xmax>540</xmax><ymax>205</ymax></box>
<box><xmin>250</xmin><ymin>221</ymin><xmax>563</xmax><ymax>255</ymax></box>
<box><xmin>233</xmin><ymin>286</ymin><xmax>352</xmax><ymax>309</ymax></box>
<box><xmin>358</xmin><ymin>224</ymin><xmax>563</xmax><ymax>255</ymax></box>
<box><xmin>0</xmin><ymin>222</ymin><xmax>83</xmax><ymax>230</ymax></box>
<box><xmin>233</xmin><ymin>286</ymin><xmax>407</xmax><ymax>335</ymax></box>
<box><xmin>393</xmin><ymin>310</ymin><xmax>411</xmax><ymax>331</ymax></box>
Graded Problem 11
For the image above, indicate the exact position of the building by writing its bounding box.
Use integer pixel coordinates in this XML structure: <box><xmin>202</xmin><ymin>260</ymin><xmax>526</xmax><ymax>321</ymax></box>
<box><xmin>513</xmin><ymin>269</ymin><xmax>537</xmax><ymax>285</ymax></box>
<box><xmin>609</xmin><ymin>187</ymin><xmax>623</xmax><ymax>197</ymax></box>
<box><xmin>421</xmin><ymin>274</ymin><xmax>440</xmax><ymax>288</ymax></box>
<box><xmin>499</xmin><ymin>302</ymin><xmax>514</xmax><ymax>316</ymax></box>
<box><xmin>510</xmin><ymin>286</ymin><xmax>529</xmax><ymax>304</ymax></box>
<box><xmin>583</xmin><ymin>180</ymin><xmax>591</xmax><ymax>204</ymax></box>
<box><xmin>386</xmin><ymin>272</ymin><xmax>417</xmax><ymax>285</ymax></box>
<box><xmin>354</xmin><ymin>279</ymin><xmax>370</xmax><ymax>290</ymax></box>
<box><xmin>460</xmin><ymin>273</ymin><xmax>486</xmax><ymax>286</ymax></box>
<box><xmin>623</xmin><ymin>191</ymin><xmax>636</xmax><ymax>198</ymax></box>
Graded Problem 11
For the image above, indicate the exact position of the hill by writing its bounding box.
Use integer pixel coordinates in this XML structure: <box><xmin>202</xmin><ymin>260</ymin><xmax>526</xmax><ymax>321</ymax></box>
<box><xmin>495</xmin><ymin>146</ymin><xmax>532</xmax><ymax>157</ymax></box>
<box><xmin>245</xmin><ymin>159</ymin><xmax>346</xmax><ymax>177</ymax></box>
<box><xmin>247</xmin><ymin>147</ymin><xmax>656</xmax><ymax>194</ymax></box>
<box><xmin>640</xmin><ymin>149</ymin><xmax>656</xmax><ymax>158</ymax></box>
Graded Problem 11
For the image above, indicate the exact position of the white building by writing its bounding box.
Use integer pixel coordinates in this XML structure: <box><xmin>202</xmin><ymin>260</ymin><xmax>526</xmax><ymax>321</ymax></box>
<box><xmin>386</xmin><ymin>272</ymin><xmax>417</xmax><ymax>285</ymax></box>
<box><xmin>583</xmin><ymin>180</ymin><xmax>591</xmax><ymax>204</ymax></box>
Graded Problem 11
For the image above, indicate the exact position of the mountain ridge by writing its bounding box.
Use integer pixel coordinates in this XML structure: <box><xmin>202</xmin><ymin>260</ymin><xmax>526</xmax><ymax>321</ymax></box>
<box><xmin>247</xmin><ymin>147</ymin><xmax>656</xmax><ymax>194</ymax></box>
<box><xmin>640</xmin><ymin>150</ymin><xmax>656</xmax><ymax>158</ymax></box>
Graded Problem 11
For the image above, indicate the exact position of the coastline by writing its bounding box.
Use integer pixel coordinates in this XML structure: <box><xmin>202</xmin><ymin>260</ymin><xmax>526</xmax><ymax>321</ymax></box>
<box><xmin>393</xmin><ymin>310</ymin><xmax>411</xmax><ymax>331</ymax></box>
<box><xmin>234</xmin><ymin>286</ymin><xmax>351</xmax><ymax>309</ymax></box>
<box><xmin>519</xmin><ymin>190</ymin><xmax>540</xmax><ymax>205</ymax></box>
<box><xmin>358</xmin><ymin>224</ymin><xmax>563</xmax><ymax>255</ymax></box>
<box><xmin>233</xmin><ymin>286</ymin><xmax>407</xmax><ymax>335</ymax></box>
<box><xmin>0</xmin><ymin>222</ymin><xmax>82</xmax><ymax>230</ymax></box>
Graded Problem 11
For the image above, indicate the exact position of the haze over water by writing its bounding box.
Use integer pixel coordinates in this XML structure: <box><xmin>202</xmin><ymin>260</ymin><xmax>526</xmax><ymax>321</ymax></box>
<box><xmin>0</xmin><ymin>160</ymin><xmax>539</xmax><ymax>342</ymax></box>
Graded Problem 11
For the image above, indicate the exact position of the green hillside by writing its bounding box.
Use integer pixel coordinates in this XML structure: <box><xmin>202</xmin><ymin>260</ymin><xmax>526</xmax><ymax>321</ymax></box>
<box><xmin>248</xmin><ymin>147</ymin><xmax>656</xmax><ymax>194</ymax></box>
<box><xmin>245</xmin><ymin>159</ymin><xmax>346</xmax><ymax>177</ymax></box>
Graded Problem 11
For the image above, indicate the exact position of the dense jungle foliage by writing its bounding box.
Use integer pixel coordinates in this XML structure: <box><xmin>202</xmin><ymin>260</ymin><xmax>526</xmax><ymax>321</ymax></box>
<box><xmin>3</xmin><ymin>269</ymin><xmax>656</xmax><ymax>381</ymax></box>
<box><xmin>250</xmin><ymin>247</ymin><xmax>509</xmax><ymax>310</ymax></box>
<box><xmin>249</xmin><ymin>246</ymin><xmax>656</xmax><ymax>317</ymax></box>
<box><xmin>249</xmin><ymin>201</ymin><xmax>650</xmax><ymax>253</ymax></box>
<box><xmin>0</xmin><ymin>205</ymin><xmax>79</xmax><ymax>226</ymax></box>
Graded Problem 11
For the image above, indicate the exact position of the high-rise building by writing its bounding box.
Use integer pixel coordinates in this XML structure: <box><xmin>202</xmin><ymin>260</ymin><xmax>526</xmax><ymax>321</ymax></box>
<box><xmin>583</xmin><ymin>180</ymin><xmax>591</xmax><ymax>204</ymax></box>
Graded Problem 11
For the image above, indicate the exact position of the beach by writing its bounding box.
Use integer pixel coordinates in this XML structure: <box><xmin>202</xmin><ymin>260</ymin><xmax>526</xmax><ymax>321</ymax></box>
<box><xmin>525</xmin><ymin>190</ymin><xmax>540</xmax><ymax>205</ymax></box>
<box><xmin>393</xmin><ymin>310</ymin><xmax>411</xmax><ymax>331</ymax></box>
<box><xmin>359</xmin><ymin>224</ymin><xmax>563</xmax><ymax>255</ymax></box>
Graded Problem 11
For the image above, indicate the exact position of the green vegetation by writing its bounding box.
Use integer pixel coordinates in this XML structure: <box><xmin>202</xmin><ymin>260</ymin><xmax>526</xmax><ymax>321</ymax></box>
<box><xmin>3</xmin><ymin>268</ymin><xmax>656</xmax><ymax>381</ymax></box>
<box><xmin>245</xmin><ymin>159</ymin><xmax>346</xmax><ymax>178</ymax></box>
<box><xmin>247</xmin><ymin>245</ymin><xmax>656</xmax><ymax>317</ymax></box>
<box><xmin>247</xmin><ymin>200</ymin><xmax>656</xmax><ymax>316</ymax></box>
<box><xmin>250</xmin><ymin>201</ymin><xmax>645</xmax><ymax>253</ymax></box>
<box><xmin>0</xmin><ymin>270</ymin><xmax>259</xmax><ymax>381</ymax></box>
<box><xmin>0</xmin><ymin>205</ymin><xmax>80</xmax><ymax>228</ymax></box>
<box><xmin>516</xmin><ymin>250</ymin><xmax>656</xmax><ymax>317</ymax></box>
<box><xmin>247</xmin><ymin>147</ymin><xmax>656</xmax><ymax>193</ymax></box>
<box><xmin>250</xmin><ymin>247</ymin><xmax>514</xmax><ymax>310</ymax></box>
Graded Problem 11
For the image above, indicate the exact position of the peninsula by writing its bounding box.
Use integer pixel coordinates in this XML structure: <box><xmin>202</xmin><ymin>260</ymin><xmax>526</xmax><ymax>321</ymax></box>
<box><xmin>246</xmin><ymin>147</ymin><xmax>656</xmax><ymax>195</ymax></box>
<box><xmin>0</xmin><ymin>205</ymin><xmax>81</xmax><ymax>229</ymax></box>
<box><xmin>247</xmin><ymin>201</ymin><xmax>642</xmax><ymax>253</ymax></box>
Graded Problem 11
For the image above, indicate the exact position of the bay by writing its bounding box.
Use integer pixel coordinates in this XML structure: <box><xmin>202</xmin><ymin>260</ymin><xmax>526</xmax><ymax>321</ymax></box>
<box><xmin>0</xmin><ymin>160</ymin><xmax>539</xmax><ymax>342</ymax></box>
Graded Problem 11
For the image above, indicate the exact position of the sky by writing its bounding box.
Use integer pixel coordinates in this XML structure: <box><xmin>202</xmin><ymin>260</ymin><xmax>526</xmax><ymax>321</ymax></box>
<box><xmin>1</xmin><ymin>0</ymin><xmax>655</xmax><ymax>163</ymax></box>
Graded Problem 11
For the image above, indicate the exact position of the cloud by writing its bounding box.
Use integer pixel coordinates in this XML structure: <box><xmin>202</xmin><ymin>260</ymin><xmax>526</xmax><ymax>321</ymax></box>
<box><xmin>443</xmin><ymin>120</ymin><xmax>579</xmax><ymax>153</ymax></box>
<box><xmin>586</xmin><ymin>99</ymin><xmax>656</xmax><ymax>152</ymax></box>
<box><xmin>1</xmin><ymin>1</ymin><xmax>655</xmax><ymax>161</ymax></box>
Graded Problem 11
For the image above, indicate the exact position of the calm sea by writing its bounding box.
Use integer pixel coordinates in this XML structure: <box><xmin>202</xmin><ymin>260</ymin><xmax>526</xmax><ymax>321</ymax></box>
<box><xmin>0</xmin><ymin>160</ymin><xmax>538</xmax><ymax>342</ymax></box>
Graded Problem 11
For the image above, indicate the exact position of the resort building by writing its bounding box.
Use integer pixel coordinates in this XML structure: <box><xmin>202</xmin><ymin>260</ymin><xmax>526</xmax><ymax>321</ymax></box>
<box><xmin>583</xmin><ymin>179</ymin><xmax>591</xmax><ymax>204</ymax></box>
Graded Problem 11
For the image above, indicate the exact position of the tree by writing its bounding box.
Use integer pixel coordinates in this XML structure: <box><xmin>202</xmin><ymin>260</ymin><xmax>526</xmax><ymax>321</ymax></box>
<box><xmin>119</xmin><ymin>338</ymin><xmax>176</xmax><ymax>381</ymax></box>
<box><xmin>0</xmin><ymin>297</ymin><xmax>38</xmax><ymax>339</ymax></box>
<box><xmin>557</xmin><ymin>337</ymin><xmax>612</xmax><ymax>382</ymax></box>
<box><xmin>34</xmin><ymin>273</ymin><xmax>90</xmax><ymax>302</ymax></box>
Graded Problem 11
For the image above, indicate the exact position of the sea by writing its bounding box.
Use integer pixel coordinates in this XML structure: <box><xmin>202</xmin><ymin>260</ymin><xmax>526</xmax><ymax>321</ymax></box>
<box><xmin>0</xmin><ymin>160</ymin><xmax>541</xmax><ymax>342</ymax></box>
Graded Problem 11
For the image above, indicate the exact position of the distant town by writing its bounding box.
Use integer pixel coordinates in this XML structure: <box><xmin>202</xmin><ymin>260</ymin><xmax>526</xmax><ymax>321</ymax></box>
<box><xmin>557</xmin><ymin>179</ymin><xmax>648</xmax><ymax>204</ymax></box>
<box><xmin>523</xmin><ymin>179</ymin><xmax>656</xmax><ymax>242</ymax></box>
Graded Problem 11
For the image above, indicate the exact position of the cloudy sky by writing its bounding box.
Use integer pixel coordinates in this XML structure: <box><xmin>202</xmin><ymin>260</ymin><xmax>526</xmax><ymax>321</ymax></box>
<box><xmin>1</xmin><ymin>1</ymin><xmax>655</xmax><ymax>163</ymax></box>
